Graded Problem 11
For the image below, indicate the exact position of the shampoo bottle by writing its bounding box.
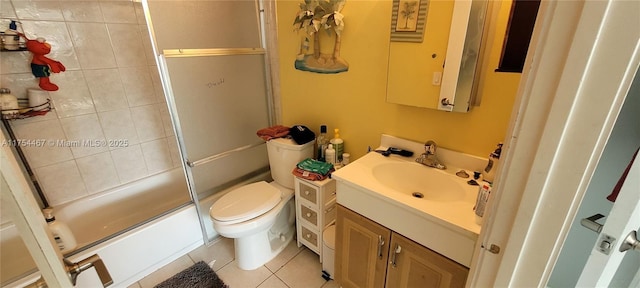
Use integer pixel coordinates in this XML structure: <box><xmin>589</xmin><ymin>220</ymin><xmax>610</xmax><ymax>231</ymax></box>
<box><xmin>316</xmin><ymin>125</ymin><xmax>328</xmax><ymax>161</ymax></box>
<box><xmin>325</xmin><ymin>144</ymin><xmax>336</xmax><ymax>165</ymax></box>
<box><xmin>43</xmin><ymin>208</ymin><xmax>77</xmax><ymax>253</ymax></box>
<box><xmin>330</xmin><ymin>129</ymin><xmax>344</xmax><ymax>162</ymax></box>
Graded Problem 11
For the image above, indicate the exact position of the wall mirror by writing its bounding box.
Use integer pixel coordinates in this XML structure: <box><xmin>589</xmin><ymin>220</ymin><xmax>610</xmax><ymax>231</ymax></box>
<box><xmin>386</xmin><ymin>0</ymin><xmax>489</xmax><ymax>112</ymax></box>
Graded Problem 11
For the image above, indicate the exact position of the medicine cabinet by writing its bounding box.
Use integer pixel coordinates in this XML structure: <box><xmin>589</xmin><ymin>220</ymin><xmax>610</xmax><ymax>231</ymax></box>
<box><xmin>386</xmin><ymin>0</ymin><xmax>489</xmax><ymax>112</ymax></box>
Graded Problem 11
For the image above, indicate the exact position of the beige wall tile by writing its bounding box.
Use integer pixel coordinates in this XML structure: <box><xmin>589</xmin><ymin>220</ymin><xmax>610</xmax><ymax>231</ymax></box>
<box><xmin>76</xmin><ymin>152</ymin><xmax>119</xmax><ymax>193</ymax></box>
<box><xmin>140</xmin><ymin>138</ymin><xmax>172</xmax><ymax>174</ymax></box>
<box><xmin>35</xmin><ymin>160</ymin><xmax>88</xmax><ymax>206</ymax></box>
<box><xmin>84</xmin><ymin>68</ymin><xmax>128</xmax><ymax>112</ymax></box>
<box><xmin>68</xmin><ymin>22</ymin><xmax>117</xmax><ymax>69</ymax></box>
<box><xmin>12</xmin><ymin>119</ymin><xmax>73</xmax><ymax>168</ymax></box>
<box><xmin>110</xmin><ymin>144</ymin><xmax>148</xmax><ymax>183</ymax></box>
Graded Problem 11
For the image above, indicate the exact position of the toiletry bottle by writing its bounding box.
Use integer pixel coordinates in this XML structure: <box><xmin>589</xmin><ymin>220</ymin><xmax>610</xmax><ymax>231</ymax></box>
<box><xmin>474</xmin><ymin>184</ymin><xmax>491</xmax><ymax>225</ymax></box>
<box><xmin>330</xmin><ymin>129</ymin><xmax>344</xmax><ymax>162</ymax></box>
<box><xmin>482</xmin><ymin>143</ymin><xmax>503</xmax><ymax>183</ymax></box>
<box><xmin>316</xmin><ymin>125</ymin><xmax>328</xmax><ymax>161</ymax></box>
<box><xmin>325</xmin><ymin>144</ymin><xmax>336</xmax><ymax>165</ymax></box>
<box><xmin>342</xmin><ymin>153</ymin><xmax>350</xmax><ymax>165</ymax></box>
<box><xmin>0</xmin><ymin>88</ymin><xmax>19</xmax><ymax>116</ymax></box>
<box><xmin>43</xmin><ymin>208</ymin><xmax>77</xmax><ymax>253</ymax></box>
<box><xmin>3</xmin><ymin>21</ymin><xmax>20</xmax><ymax>50</ymax></box>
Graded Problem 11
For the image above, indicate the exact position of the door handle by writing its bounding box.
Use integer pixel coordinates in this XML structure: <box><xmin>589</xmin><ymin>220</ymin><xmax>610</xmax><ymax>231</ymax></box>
<box><xmin>65</xmin><ymin>254</ymin><xmax>113</xmax><ymax>287</ymax></box>
<box><xmin>580</xmin><ymin>213</ymin><xmax>605</xmax><ymax>233</ymax></box>
<box><xmin>620</xmin><ymin>230</ymin><xmax>640</xmax><ymax>253</ymax></box>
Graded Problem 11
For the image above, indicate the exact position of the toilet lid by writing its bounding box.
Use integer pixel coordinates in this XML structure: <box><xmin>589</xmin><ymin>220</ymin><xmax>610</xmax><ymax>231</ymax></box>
<box><xmin>210</xmin><ymin>181</ymin><xmax>281</xmax><ymax>224</ymax></box>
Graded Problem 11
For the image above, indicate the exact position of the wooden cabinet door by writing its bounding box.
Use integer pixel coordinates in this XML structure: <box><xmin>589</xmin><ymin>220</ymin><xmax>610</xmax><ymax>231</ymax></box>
<box><xmin>335</xmin><ymin>205</ymin><xmax>391</xmax><ymax>288</ymax></box>
<box><xmin>386</xmin><ymin>232</ymin><xmax>468</xmax><ymax>288</ymax></box>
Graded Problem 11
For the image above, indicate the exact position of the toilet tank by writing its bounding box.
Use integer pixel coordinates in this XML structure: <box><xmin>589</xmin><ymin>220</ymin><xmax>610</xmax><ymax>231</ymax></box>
<box><xmin>266</xmin><ymin>138</ymin><xmax>314</xmax><ymax>189</ymax></box>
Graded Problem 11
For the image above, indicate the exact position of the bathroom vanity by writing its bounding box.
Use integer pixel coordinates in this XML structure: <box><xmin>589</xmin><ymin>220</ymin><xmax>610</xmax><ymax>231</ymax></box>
<box><xmin>294</xmin><ymin>177</ymin><xmax>337</xmax><ymax>261</ymax></box>
<box><xmin>331</xmin><ymin>135</ymin><xmax>485</xmax><ymax>287</ymax></box>
<box><xmin>335</xmin><ymin>205</ymin><xmax>468</xmax><ymax>288</ymax></box>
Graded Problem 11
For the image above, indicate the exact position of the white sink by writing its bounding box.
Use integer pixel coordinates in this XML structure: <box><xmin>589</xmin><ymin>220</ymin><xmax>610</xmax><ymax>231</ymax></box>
<box><xmin>331</xmin><ymin>135</ymin><xmax>485</xmax><ymax>267</ymax></box>
<box><xmin>372</xmin><ymin>162</ymin><xmax>466</xmax><ymax>202</ymax></box>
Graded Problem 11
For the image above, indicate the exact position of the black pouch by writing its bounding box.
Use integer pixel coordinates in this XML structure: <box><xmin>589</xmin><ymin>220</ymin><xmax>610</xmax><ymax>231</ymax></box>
<box><xmin>289</xmin><ymin>125</ymin><xmax>316</xmax><ymax>145</ymax></box>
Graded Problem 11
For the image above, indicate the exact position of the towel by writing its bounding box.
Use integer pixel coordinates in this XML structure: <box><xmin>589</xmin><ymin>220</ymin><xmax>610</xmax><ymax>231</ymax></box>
<box><xmin>292</xmin><ymin>167</ymin><xmax>332</xmax><ymax>181</ymax></box>
<box><xmin>292</xmin><ymin>158</ymin><xmax>334</xmax><ymax>181</ymax></box>
<box><xmin>256</xmin><ymin>125</ymin><xmax>290</xmax><ymax>141</ymax></box>
<box><xmin>296</xmin><ymin>158</ymin><xmax>334</xmax><ymax>175</ymax></box>
<box><xmin>606</xmin><ymin>147</ymin><xmax>639</xmax><ymax>202</ymax></box>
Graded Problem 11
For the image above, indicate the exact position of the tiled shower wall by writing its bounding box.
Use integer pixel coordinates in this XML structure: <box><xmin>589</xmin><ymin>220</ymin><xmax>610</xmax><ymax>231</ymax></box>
<box><xmin>0</xmin><ymin>0</ymin><xmax>182</xmax><ymax>206</ymax></box>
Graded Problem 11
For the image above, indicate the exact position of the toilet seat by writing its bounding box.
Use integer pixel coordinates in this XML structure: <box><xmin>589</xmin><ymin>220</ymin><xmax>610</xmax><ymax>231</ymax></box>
<box><xmin>210</xmin><ymin>181</ymin><xmax>281</xmax><ymax>224</ymax></box>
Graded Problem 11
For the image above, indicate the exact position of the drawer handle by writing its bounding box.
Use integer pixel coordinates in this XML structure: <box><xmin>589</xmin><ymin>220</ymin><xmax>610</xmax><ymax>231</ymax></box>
<box><xmin>304</xmin><ymin>191</ymin><xmax>310</xmax><ymax>195</ymax></box>
<box><xmin>377</xmin><ymin>235</ymin><xmax>385</xmax><ymax>259</ymax></box>
<box><xmin>306</xmin><ymin>233</ymin><xmax>311</xmax><ymax>239</ymax></box>
<box><xmin>306</xmin><ymin>212</ymin><xmax>311</xmax><ymax>218</ymax></box>
<box><xmin>391</xmin><ymin>244</ymin><xmax>402</xmax><ymax>267</ymax></box>
<box><xmin>325</xmin><ymin>206</ymin><xmax>335</xmax><ymax>213</ymax></box>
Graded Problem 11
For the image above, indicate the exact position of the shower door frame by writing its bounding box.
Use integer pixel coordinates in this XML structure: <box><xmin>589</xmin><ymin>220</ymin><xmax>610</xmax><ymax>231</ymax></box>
<box><xmin>143</xmin><ymin>0</ymin><xmax>280</xmax><ymax>244</ymax></box>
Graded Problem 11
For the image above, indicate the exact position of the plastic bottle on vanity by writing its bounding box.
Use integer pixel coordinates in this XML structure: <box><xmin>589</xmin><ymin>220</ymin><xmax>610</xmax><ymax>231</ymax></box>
<box><xmin>316</xmin><ymin>125</ymin><xmax>328</xmax><ymax>161</ymax></box>
<box><xmin>325</xmin><ymin>144</ymin><xmax>336</xmax><ymax>165</ymax></box>
<box><xmin>474</xmin><ymin>183</ymin><xmax>491</xmax><ymax>225</ymax></box>
<box><xmin>43</xmin><ymin>208</ymin><xmax>77</xmax><ymax>253</ymax></box>
<box><xmin>330</xmin><ymin>129</ymin><xmax>344</xmax><ymax>162</ymax></box>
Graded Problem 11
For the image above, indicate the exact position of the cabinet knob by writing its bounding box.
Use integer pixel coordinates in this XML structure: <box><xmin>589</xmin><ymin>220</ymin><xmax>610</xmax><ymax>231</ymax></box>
<box><xmin>304</xmin><ymin>191</ymin><xmax>310</xmax><ymax>195</ymax></box>
<box><xmin>306</xmin><ymin>234</ymin><xmax>311</xmax><ymax>239</ymax></box>
<box><xmin>306</xmin><ymin>212</ymin><xmax>311</xmax><ymax>217</ymax></box>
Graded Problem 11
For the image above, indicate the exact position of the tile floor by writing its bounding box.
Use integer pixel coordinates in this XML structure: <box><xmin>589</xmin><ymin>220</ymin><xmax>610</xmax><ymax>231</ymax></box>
<box><xmin>127</xmin><ymin>237</ymin><xmax>339</xmax><ymax>288</ymax></box>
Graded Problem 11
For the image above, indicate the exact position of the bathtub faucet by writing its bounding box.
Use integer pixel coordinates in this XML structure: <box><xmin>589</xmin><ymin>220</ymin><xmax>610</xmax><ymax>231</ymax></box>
<box><xmin>416</xmin><ymin>140</ymin><xmax>446</xmax><ymax>170</ymax></box>
<box><xmin>65</xmin><ymin>254</ymin><xmax>113</xmax><ymax>287</ymax></box>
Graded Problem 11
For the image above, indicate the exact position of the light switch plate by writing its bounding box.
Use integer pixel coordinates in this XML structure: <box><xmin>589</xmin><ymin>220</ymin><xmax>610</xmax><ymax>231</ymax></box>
<box><xmin>432</xmin><ymin>72</ymin><xmax>442</xmax><ymax>86</ymax></box>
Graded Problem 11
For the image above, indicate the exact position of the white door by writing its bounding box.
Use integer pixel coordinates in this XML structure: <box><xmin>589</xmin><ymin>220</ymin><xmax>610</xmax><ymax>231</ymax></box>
<box><xmin>1</xmin><ymin>130</ymin><xmax>112</xmax><ymax>287</ymax></box>
<box><xmin>468</xmin><ymin>0</ymin><xmax>640</xmax><ymax>286</ymax></box>
<box><xmin>577</xmin><ymin>150</ymin><xmax>640</xmax><ymax>287</ymax></box>
<box><xmin>1</xmin><ymin>130</ymin><xmax>71</xmax><ymax>287</ymax></box>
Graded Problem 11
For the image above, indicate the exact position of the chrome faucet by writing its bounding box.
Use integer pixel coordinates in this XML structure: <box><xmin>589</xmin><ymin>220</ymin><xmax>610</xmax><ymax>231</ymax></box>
<box><xmin>416</xmin><ymin>140</ymin><xmax>446</xmax><ymax>169</ymax></box>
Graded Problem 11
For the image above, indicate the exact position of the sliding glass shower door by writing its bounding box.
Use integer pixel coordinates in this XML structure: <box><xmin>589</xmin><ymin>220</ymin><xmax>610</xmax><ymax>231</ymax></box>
<box><xmin>145</xmin><ymin>0</ymin><xmax>275</xmax><ymax>242</ymax></box>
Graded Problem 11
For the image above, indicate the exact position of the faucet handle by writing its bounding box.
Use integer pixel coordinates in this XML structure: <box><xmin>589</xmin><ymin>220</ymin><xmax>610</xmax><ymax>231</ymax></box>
<box><xmin>424</xmin><ymin>140</ymin><xmax>437</xmax><ymax>155</ymax></box>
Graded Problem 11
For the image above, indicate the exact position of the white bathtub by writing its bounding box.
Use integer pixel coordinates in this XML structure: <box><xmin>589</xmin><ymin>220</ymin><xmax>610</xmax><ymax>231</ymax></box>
<box><xmin>1</xmin><ymin>168</ymin><xmax>204</xmax><ymax>287</ymax></box>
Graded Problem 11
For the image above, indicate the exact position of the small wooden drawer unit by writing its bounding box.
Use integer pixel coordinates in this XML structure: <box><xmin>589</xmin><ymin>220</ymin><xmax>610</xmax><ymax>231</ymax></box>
<box><xmin>294</xmin><ymin>177</ymin><xmax>337</xmax><ymax>262</ymax></box>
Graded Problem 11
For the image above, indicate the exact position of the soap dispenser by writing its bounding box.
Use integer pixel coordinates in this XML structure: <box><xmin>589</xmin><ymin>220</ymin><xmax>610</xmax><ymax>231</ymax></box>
<box><xmin>43</xmin><ymin>208</ymin><xmax>77</xmax><ymax>253</ymax></box>
<box><xmin>3</xmin><ymin>21</ymin><xmax>20</xmax><ymax>50</ymax></box>
<box><xmin>482</xmin><ymin>143</ymin><xmax>503</xmax><ymax>183</ymax></box>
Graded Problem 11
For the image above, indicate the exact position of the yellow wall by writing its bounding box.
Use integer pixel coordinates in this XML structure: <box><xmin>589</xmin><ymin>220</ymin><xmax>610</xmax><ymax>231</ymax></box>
<box><xmin>277</xmin><ymin>0</ymin><xmax>520</xmax><ymax>159</ymax></box>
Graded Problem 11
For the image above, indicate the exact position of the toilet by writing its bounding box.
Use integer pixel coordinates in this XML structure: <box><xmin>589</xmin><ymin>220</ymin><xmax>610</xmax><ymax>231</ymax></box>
<box><xmin>210</xmin><ymin>137</ymin><xmax>313</xmax><ymax>270</ymax></box>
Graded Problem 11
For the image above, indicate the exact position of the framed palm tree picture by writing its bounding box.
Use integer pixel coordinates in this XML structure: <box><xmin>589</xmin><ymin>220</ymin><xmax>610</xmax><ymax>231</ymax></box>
<box><xmin>391</xmin><ymin>0</ymin><xmax>429</xmax><ymax>42</ymax></box>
